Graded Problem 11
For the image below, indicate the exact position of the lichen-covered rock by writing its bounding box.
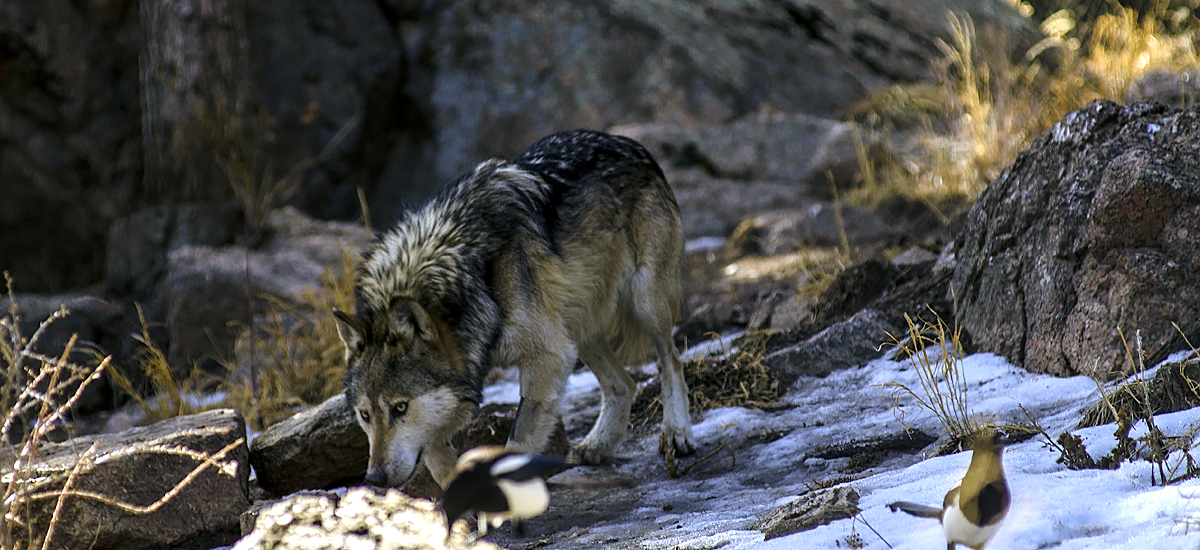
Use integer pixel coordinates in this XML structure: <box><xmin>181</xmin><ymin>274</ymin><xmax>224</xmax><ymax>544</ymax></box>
<box><xmin>233</xmin><ymin>488</ymin><xmax>503</xmax><ymax>550</ymax></box>
<box><xmin>953</xmin><ymin>100</ymin><xmax>1200</xmax><ymax>377</ymax></box>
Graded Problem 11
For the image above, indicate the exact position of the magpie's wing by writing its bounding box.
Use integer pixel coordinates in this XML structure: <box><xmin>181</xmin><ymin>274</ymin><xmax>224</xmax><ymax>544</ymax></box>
<box><xmin>490</xmin><ymin>453</ymin><xmax>567</xmax><ymax>482</ymax></box>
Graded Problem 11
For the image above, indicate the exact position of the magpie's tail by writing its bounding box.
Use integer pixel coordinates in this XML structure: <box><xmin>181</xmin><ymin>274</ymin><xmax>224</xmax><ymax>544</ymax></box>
<box><xmin>887</xmin><ymin>501</ymin><xmax>943</xmax><ymax>518</ymax></box>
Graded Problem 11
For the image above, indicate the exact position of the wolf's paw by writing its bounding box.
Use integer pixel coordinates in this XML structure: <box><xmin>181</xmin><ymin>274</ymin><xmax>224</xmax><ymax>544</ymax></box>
<box><xmin>571</xmin><ymin>440</ymin><xmax>613</xmax><ymax>465</ymax></box>
<box><xmin>659</xmin><ymin>428</ymin><xmax>696</xmax><ymax>457</ymax></box>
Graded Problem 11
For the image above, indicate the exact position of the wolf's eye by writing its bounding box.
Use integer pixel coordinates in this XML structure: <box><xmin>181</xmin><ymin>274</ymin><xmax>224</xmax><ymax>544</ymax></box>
<box><xmin>391</xmin><ymin>401</ymin><xmax>408</xmax><ymax>419</ymax></box>
<box><xmin>359</xmin><ymin>409</ymin><xmax>370</xmax><ymax>423</ymax></box>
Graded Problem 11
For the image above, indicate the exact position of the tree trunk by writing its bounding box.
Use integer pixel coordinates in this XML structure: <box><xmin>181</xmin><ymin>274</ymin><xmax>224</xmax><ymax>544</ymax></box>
<box><xmin>139</xmin><ymin>0</ymin><xmax>253</xmax><ymax>202</ymax></box>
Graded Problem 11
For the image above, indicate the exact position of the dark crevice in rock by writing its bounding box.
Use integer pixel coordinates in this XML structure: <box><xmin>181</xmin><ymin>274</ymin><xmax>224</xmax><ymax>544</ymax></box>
<box><xmin>782</xmin><ymin>3</ymin><xmax>835</xmax><ymax>46</ymax></box>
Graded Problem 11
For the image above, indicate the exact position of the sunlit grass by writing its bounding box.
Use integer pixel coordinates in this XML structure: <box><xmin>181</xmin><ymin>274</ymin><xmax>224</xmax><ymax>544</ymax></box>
<box><xmin>880</xmin><ymin>309</ymin><xmax>985</xmax><ymax>439</ymax></box>
<box><xmin>851</xmin><ymin>4</ymin><xmax>1200</xmax><ymax>209</ymax></box>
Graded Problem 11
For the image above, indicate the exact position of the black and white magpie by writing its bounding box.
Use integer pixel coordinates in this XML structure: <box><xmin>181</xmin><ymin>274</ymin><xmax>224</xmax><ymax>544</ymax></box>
<box><xmin>888</xmin><ymin>429</ymin><xmax>1011</xmax><ymax>550</ymax></box>
<box><xmin>441</xmin><ymin>445</ymin><xmax>566</xmax><ymax>538</ymax></box>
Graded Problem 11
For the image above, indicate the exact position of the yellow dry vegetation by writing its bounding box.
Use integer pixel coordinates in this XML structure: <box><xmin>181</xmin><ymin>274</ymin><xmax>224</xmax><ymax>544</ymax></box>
<box><xmin>851</xmin><ymin>3</ymin><xmax>1200</xmax><ymax>212</ymax></box>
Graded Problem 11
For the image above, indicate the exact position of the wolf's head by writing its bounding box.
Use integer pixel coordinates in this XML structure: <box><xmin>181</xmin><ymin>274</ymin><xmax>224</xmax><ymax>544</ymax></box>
<box><xmin>335</xmin><ymin>299</ymin><xmax>477</xmax><ymax>488</ymax></box>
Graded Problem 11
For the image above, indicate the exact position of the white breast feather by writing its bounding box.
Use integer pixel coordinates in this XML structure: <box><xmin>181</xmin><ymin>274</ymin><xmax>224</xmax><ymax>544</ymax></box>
<box><xmin>942</xmin><ymin>492</ymin><xmax>1002</xmax><ymax>549</ymax></box>
<box><xmin>496</xmin><ymin>478</ymin><xmax>550</xmax><ymax>520</ymax></box>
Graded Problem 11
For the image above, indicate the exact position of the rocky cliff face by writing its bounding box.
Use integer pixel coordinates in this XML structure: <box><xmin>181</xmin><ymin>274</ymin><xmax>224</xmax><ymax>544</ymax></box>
<box><xmin>403</xmin><ymin>0</ymin><xmax>1037</xmax><ymax>202</ymax></box>
<box><xmin>1</xmin><ymin>0</ymin><xmax>1035</xmax><ymax>292</ymax></box>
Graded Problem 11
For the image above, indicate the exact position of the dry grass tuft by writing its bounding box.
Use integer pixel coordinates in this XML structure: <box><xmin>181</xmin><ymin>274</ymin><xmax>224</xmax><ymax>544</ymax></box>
<box><xmin>1079</xmin><ymin>325</ymin><xmax>1200</xmax><ymax>428</ymax></box>
<box><xmin>851</xmin><ymin>5</ymin><xmax>1200</xmax><ymax>209</ymax></box>
<box><xmin>106</xmin><ymin>306</ymin><xmax>217</xmax><ymax>425</ymax></box>
<box><xmin>632</xmin><ymin>331</ymin><xmax>781</xmax><ymax>429</ymax></box>
<box><xmin>202</xmin><ymin>103</ymin><xmax>360</xmax><ymax>237</ymax></box>
<box><xmin>880</xmin><ymin>309</ymin><xmax>985</xmax><ymax>440</ymax></box>
<box><xmin>1041</xmin><ymin>328</ymin><xmax>1200</xmax><ymax>485</ymax></box>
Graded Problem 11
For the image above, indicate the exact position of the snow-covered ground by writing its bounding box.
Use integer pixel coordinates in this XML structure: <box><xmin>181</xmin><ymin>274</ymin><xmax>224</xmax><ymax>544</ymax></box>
<box><xmin>485</xmin><ymin>342</ymin><xmax>1200</xmax><ymax>550</ymax></box>
<box><xmin>758</xmin><ymin>364</ymin><xmax>1200</xmax><ymax>550</ymax></box>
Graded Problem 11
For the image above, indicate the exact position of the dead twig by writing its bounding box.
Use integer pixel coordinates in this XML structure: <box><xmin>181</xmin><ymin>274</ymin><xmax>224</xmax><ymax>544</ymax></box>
<box><xmin>664</xmin><ymin>441</ymin><xmax>728</xmax><ymax>479</ymax></box>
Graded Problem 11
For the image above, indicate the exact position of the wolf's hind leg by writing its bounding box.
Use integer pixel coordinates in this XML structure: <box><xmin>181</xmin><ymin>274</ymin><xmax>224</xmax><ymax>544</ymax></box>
<box><xmin>630</xmin><ymin>267</ymin><xmax>695</xmax><ymax>456</ymax></box>
<box><xmin>574</xmin><ymin>333</ymin><xmax>635</xmax><ymax>464</ymax></box>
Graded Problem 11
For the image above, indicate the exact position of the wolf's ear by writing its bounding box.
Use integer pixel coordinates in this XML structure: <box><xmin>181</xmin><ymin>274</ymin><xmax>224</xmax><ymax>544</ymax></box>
<box><xmin>333</xmin><ymin>309</ymin><xmax>366</xmax><ymax>351</ymax></box>
<box><xmin>389</xmin><ymin>299</ymin><xmax>435</xmax><ymax>344</ymax></box>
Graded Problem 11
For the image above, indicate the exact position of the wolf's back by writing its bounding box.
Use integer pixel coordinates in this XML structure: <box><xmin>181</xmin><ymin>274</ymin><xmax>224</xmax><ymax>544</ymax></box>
<box><xmin>356</xmin><ymin>129</ymin><xmax>681</xmax><ymax>369</ymax></box>
<box><xmin>515</xmin><ymin>130</ymin><xmax>683</xmax><ymax>366</ymax></box>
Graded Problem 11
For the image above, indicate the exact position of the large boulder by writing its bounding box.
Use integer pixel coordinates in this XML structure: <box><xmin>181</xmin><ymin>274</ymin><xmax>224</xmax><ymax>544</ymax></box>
<box><xmin>160</xmin><ymin>207</ymin><xmax>371</xmax><ymax>370</ymax></box>
<box><xmin>1</xmin><ymin>0</ymin><xmax>406</xmax><ymax>293</ymax></box>
<box><xmin>613</xmin><ymin>114</ymin><xmax>876</xmax><ymax>238</ymax></box>
<box><xmin>4</xmin><ymin>0</ymin><xmax>1038</xmax><ymax>296</ymax></box>
<box><xmin>953</xmin><ymin>100</ymin><xmax>1200</xmax><ymax>378</ymax></box>
<box><xmin>615</xmin><ymin>113</ymin><xmax>867</xmax><ymax>199</ymax></box>
<box><xmin>2</xmin><ymin>409</ymin><xmax>251</xmax><ymax>550</ymax></box>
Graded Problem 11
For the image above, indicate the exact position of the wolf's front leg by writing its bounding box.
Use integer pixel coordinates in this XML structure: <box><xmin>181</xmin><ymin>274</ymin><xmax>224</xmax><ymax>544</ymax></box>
<box><xmin>507</xmin><ymin>346</ymin><xmax>575</xmax><ymax>453</ymax></box>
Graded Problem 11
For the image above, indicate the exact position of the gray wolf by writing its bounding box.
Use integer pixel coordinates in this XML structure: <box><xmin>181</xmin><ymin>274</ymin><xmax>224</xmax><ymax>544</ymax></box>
<box><xmin>335</xmin><ymin>129</ymin><xmax>695</xmax><ymax>489</ymax></box>
<box><xmin>888</xmin><ymin>429</ymin><xmax>1011</xmax><ymax>550</ymax></box>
